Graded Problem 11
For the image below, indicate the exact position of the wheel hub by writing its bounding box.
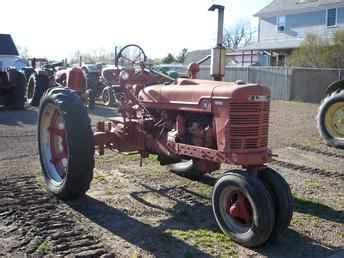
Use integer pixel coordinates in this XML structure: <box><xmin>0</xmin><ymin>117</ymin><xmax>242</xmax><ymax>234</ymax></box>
<box><xmin>226</xmin><ymin>193</ymin><xmax>252</xmax><ymax>224</ymax></box>
<box><xmin>103</xmin><ymin>91</ymin><xmax>109</xmax><ymax>103</ymax></box>
<box><xmin>48</xmin><ymin>110</ymin><xmax>68</xmax><ymax>179</ymax></box>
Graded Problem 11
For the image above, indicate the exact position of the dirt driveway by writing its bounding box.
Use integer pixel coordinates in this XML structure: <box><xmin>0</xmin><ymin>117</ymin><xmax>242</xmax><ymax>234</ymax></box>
<box><xmin>0</xmin><ymin>102</ymin><xmax>343</xmax><ymax>258</ymax></box>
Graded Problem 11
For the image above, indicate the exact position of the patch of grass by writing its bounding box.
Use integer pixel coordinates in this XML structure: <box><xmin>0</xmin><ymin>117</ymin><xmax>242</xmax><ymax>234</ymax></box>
<box><xmin>93</xmin><ymin>174</ymin><xmax>108</xmax><ymax>183</ymax></box>
<box><xmin>35</xmin><ymin>240</ymin><xmax>51</xmax><ymax>255</ymax></box>
<box><xmin>291</xmin><ymin>213</ymin><xmax>320</xmax><ymax>228</ymax></box>
<box><xmin>293</xmin><ymin>196</ymin><xmax>344</xmax><ymax>224</ymax></box>
<box><xmin>129</xmin><ymin>252</ymin><xmax>140</xmax><ymax>258</ymax></box>
<box><xmin>192</xmin><ymin>185</ymin><xmax>212</xmax><ymax>199</ymax></box>
<box><xmin>97</xmin><ymin>153</ymin><xmax>158</xmax><ymax>164</ymax></box>
<box><xmin>338</xmin><ymin>232</ymin><xmax>344</xmax><ymax>240</ymax></box>
<box><xmin>304</xmin><ymin>179</ymin><xmax>321</xmax><ymax>190</ymax></box>
<box><xmin>165</xmin><ymin>229</ymin><xmax>237</xmax><ymax>257</ymax></box>
<box><xmin>126</xmin><ymin>154</ymin><xmax>140</xmax><ymax>162</ymax></box>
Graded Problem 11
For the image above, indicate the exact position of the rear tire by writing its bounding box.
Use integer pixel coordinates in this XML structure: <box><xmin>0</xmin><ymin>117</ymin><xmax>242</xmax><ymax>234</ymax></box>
<box><xmin>6</xmin><ymin>70</ymin><xmax>26</xmax><ymax>109</ymax></box>
<box><xmin>212</xmin><ymin>172</ymin><xmax>275</xmax><ymax>247</ymax></box>
<box><xmin>27</xmin><ymin>73</ymin><xmax>49</xmax><ymax>107</ymax></box>
<box><xmin>102</xmin><ymin>86</ymin><xmax>115</xmax><ymax>106</ymax></box>
<box><xmin>38</xmin><ymin>88</ymin><xmax>94</xmax><ymax>200</ymax></box>
<box><xmin>318</xmin><ymin>89</ymin><xmax>344</xmax><ymax>148</ymax></box>
<box><xmin>258</xmin><ymin>167</ymin><xmax>293</xmax><ymax>240</ymax></box>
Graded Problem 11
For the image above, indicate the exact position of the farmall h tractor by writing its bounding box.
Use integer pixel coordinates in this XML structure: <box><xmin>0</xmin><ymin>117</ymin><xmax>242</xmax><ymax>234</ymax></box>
<box><xmin>318</xmin><ymin>79</ymin><xmax>344</xmax><ymax>148</ymax></box>
<box><xmin>37</xmin><ymin>43</ymin><xmax>293</xmax><ymax>248</ymax></box>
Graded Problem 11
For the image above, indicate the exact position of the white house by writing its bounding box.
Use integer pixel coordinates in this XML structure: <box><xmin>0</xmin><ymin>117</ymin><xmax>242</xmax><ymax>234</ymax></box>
<box><xmin>243</xmin><ymin>0</ymin><xmax>344</xmax><ymax>66</ymax></box>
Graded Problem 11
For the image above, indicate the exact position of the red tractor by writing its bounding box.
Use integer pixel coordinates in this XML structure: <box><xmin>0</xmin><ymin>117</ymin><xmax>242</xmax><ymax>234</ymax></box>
<box><xmin>37</xmin><ymin>45</ymin><xmax>293</xmax><ymax>248</ymax></box>
<box><xmin>26</xmin><ymin>58</ymin><xmax>89</xmax><ymax>107</ymax></box>
<box><xmin>55</xmin><ymin>66</ymin><xmax>88</xmax><ymax>102</ymax></box>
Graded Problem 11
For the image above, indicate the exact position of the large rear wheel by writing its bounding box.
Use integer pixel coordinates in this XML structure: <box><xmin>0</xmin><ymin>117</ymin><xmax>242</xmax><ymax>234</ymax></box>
<box><xmin>6</xmin><ymin>70</ymin><xmax>26</xmax><ymax>109</ymax></box>
<box><xmin>318</xmin><ymin>90</ymin><xmax>344</xmax><ymax>148</ymax></box>
<box><xmin>38</xmin><ymin>88</ymin><xmax>94</xmax><ymax>200</ymax></box>
<box><xmin>212</xmin><ymin>172</ymin><xmax>275</xmax><ymax>247</ymax></box>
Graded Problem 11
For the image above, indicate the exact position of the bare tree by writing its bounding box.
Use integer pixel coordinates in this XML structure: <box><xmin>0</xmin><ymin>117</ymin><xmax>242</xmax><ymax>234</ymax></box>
<box><xmin>223</xmin><ymin>21</ymin><xmax>255</xmax><ymax>50</ymax></box>
<box><xmin>17</xmin><ymin>46</ymin><xmax>31</xmax><ymax>59</ymax></box>
<box><xmin>176</xmin><ymin>48</ymin><xmax>188</xmax><ymax>64</ymax></box>
<box><xmin>161</xmin><ymin>53</ymin><xmax>177</xmax><ymax>64</ymax></box>
<box><xmin>70</xmin><ymin>49</ymin><xmax>115</xmax><ymax>65</ymax></box>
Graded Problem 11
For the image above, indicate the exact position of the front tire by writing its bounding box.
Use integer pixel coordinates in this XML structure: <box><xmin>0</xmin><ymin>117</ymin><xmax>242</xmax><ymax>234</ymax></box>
<box><xmin>38</xmin><ymin>88</ymin><xmax>94</xmax><ymax>200</ymax></box>
<box><xmin>258</xmin><ymin>168</ymin><xmax>293</xmax><ymax>240</ymax></box>
<box><xmin>318</xmin><ymin>90</ymin><xmax>344</xmax><ymax>148</ymax></box>
<box><xmin>212</xmin><ymin>172</ymin><xmax>275</xmax><ymax>247</ymax></box>
<box><xmin>27</xmin><ymin>73</ymin><xmax>49</xmax><ymax>107</ymax></box>
<box><xmin>6</xmin><ymin>70</ymin><xmax>26</xmax><ymax>109</ymax></box>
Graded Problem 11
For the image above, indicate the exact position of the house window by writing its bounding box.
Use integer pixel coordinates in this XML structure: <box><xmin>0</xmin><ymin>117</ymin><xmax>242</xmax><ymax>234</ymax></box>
<box><xmin>327</xmin><ymin>8</ymin><xmax>337</xmax><ymax>27</ymax></box>
<box><xmin>277</xmin><ymin>16</ymin><xmax>286</xmax><ymax>32</ymax></box>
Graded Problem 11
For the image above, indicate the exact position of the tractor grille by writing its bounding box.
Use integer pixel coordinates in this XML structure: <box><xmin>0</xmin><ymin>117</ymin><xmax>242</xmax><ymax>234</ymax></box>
<box><xmin>229</xmin><ymin>102</ymin><xmax>270</xmax><ymax>150</ymax></box>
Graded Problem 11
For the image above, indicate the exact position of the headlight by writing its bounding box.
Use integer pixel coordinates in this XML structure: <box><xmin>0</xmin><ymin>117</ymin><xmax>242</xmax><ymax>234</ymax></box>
<box><xmin>120</xmin><ymin>70</ymin><xmax>129</xmax><ymax>81</ymax></box>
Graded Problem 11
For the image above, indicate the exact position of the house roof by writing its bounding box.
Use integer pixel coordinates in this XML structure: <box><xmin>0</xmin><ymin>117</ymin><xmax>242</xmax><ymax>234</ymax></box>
<box><xmin>183</xmin><ymin>49</ymin><xmax>260</xmax><ymax>66</ymax></box>
<box><xmin>0</xmin><ymin>34</ymin><xmax>19</xmax><ymax>55</ymax></box>
<box><xmin>183</xmin><ymin>49</ymin><xmax>211</xmax><ymax>65</ymax></box>
<box><xmin>241</xmin><ymin>39</ymin><xmax>304</xmax><ymax>51</ymax></box>
<box><xmin>256</xmin><ymin>0</ymin><xmax>344</xmax><ymax>17</ymax></box>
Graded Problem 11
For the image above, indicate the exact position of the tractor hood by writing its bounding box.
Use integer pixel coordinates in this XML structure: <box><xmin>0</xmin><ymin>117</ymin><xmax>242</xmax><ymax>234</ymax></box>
<box><xmin>138</xmin><ymin>79</ymin><xmax>270</xmax><ymax>105</ymax></box>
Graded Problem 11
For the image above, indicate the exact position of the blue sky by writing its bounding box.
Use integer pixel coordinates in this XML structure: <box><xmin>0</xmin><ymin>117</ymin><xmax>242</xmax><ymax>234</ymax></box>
<box><xmin>0</xmin><ymin>0</ymin><xmax>271</xmax><ymax>60</ymax></box>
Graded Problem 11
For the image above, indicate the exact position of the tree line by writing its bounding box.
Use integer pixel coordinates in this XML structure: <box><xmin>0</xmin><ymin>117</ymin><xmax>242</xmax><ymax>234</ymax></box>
<box><xmin>18</xmin><ymin>21</ymin><xmax>256</xmax><ymax>65</ymax></box>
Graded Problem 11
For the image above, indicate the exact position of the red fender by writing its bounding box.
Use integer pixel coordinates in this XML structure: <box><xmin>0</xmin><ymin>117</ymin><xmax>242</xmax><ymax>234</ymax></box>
<box><xmin>67</xmin><ymin>67</ymin><xmax>86</xmax><ymax>93</ymax></box>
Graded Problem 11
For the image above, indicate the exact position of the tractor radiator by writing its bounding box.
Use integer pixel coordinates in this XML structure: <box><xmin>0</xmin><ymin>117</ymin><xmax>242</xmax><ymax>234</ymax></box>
<box><xmin>229</xmin><ymin>102</ymin><xmax>270</xmax><ymax>150</ymax></box>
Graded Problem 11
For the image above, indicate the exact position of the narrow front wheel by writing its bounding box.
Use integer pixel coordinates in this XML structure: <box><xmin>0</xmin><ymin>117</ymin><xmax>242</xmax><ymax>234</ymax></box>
<box><xmin>212</xmin><ymin>172</ymin><xmax>275</xmax><ymax>247</ymax></box>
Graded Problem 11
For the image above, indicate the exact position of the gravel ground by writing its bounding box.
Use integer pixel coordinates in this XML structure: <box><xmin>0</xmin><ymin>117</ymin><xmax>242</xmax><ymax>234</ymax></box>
<box><xmin>0</xmin><ymin>101</ymin><xmax>343</xmax><ymax>257</ymax></box>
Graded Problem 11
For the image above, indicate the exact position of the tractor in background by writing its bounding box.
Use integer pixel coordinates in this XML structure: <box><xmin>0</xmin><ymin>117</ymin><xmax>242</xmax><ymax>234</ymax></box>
<box><xmin>26</xmin><ymin>58</ymin><xmax>65</xmax><ymax>106</ymax></box>
<box><xmin>318</xmin><ymin>80</ymin><xmax>344</xmax><ymax>148</ymax></box>
<box><xmin>0</xmin><ymin>34</ymin><xmax>26</xmax><ymax>110</ymax></box>
<box><xmin>26</xmin><ymin>58</ymin><xmax>92</xmax><ymax>108</ymax></box>
<box><xmin>80</xmin><ymin>62</ymin><xmax>121</xmax><ymax>107</ymax></box>
<box><xmin>37</xmin><ymin>43</ymin><xmax>293</xmax><ymax>248</ymax></box>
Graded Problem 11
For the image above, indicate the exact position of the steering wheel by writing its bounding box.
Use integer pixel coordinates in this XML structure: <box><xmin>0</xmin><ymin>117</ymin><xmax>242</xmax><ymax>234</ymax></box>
<box><xmin>116</xmin><ymin>44</ymin><xmax>147</xmax><ymax>68</ymax></box>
